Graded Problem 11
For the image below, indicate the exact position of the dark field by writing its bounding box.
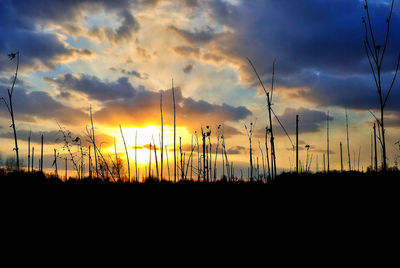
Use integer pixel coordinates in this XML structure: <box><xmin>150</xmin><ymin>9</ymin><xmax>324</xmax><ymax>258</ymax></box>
<box><xmin>1</xmin><ymin>171</ymin><xmax>399</xmax><ymax>267</ymax></box>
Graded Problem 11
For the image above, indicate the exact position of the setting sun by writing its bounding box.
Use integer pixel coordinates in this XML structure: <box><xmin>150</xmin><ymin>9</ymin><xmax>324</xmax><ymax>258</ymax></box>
<box><xmin>105</xmin><ymin>125</ymin><xmax>191</xmax><ymax>166</ymax></box>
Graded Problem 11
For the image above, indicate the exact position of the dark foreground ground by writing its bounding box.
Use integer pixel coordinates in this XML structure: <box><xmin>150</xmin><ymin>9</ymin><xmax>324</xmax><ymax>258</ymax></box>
<box><xmin>0</xmin><ymin>171</ymin><xmax>399</xmax><ymax>267</ymax></box>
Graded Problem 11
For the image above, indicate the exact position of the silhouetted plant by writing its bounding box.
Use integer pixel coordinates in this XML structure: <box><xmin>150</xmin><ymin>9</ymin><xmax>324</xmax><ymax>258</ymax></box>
<box><xmin>1</xmin><ymin>51</ymin><xmax>20</xmax><ymax>171</ymax></box>
<box><xmin>172</xmin><ymin>79</ymin><xmax>177</xmax><ymax>183</ymax></box>
<box><xmin>152</xmin><ymin>136</ymin><xmax>159</xmax><ymax>181</ymax></box>
<box><xmin>120</xmin><ymin>125</ymin><xmax>130</xmax><ymax>182</ymax></box>
<box><xmin>326</xmin><ymin>111</ymin><xmax>330</xmax><ymax>173</ymax></box>
<box><xmin>57</xmin><ymin>123</ymin><xmax>81</xmax><ymax>179</ymax></box>
<box><xmin>201</xmin><ymin>126</ymin><xmax>211</xmax><ymax>182</ymax></box>
<box><xmin>247</xmin><ymin>58</ymin><xmax>277</xmax><ymax>179</ymax></box>
<box><xmin>258</xmin><ymin>140</ymin><xmax>265</xmax><ymax>180</ymax></box>
<box><xmin>179</xmin><ymin>136</ymin><xmax>183</xmax><ymax>181</ymax></box>
<box><xmin>220</xmin><ymin>128</ymin><xmax>230</xmax><ymax>179</ymax></box>
<box><xmin>135</xmin><ymin>130</ymin><xmax>138</xmax><ymax>181</ymax></box>
<box><xmin>345</xmin><ymin>108</ymin><xmax>351</xmax><ymax>171</ymax></box>
<box><xmin>113</xmin><ymin>137</ymin><xmax>121</xmax><ymax>181</ymax></box>
<box><xmin>165</xmin><ymin>145</ymin><xmax>170</xmax><ymax>181</ymax></box>
<box><xmin>52</xmin><ymin>148</ymin><xmax>59</xmax><ymax>177</ymax></box>
<box><xmin>244</xmin><ymin>121</ymin><xmax>255</xmax><ymax>180</ymax></box>
<box><xmin>90</xmin><ymin>105</ymin><xmax>99</xmax><ymax>177</ymax></box>
<box><xmin>305</xmin><ymin>144</ymin><xmax>310</xmax><ymax>173</ymax></box>
<box><xmin>40</xmin><ymin>134</ymin><xmax>44</xmax><ymax>172</ymax></box>
<box><xmin>184</xmin><ymin>135</ymin><xmax>195</xmax><ymax>180</ymax></box>
<box><xmin>27</xmin><ymin>131</ymin><xmax>31</xmax><ymax>173</ymax></box>
<box><xmin>214</xmin><ymin>125</ymin><xmax>222</xmax><ymax>182</ymax></box>
<box><xmin>160</xmin><ymin>93</ymin><xmax>164</xmax><ymax>181</ymax></box>
<box><xmin>362</xmin><ymin>0</ymin><xmax>400</xmax><ymax>170</ymax></box>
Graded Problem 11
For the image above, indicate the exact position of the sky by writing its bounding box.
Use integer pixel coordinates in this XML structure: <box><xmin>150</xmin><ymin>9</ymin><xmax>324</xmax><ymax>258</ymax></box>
<box><xmin>0</xmin><ymin>0</ymin><xmax>399</xmax><ymax>177</ymax></box>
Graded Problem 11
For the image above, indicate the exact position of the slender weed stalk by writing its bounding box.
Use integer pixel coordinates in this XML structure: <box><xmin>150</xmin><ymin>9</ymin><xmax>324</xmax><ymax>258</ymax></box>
<box><xmin>152</xmin><ymin>136</ymin><xmax>159</xmax><ymax>181</ymax></box>
<box><xmin>114</xmin><ymin>137</ymin><xmax>121</xmax><ymax>181</ymax></box>
<box><xmin>135</xmin><ymin>130</ymin><xmax>138</xmax><ymax>181</ymax></box>
<box><xmin>362</xmin><ymin>0</ymin><xmax>400</xmax><ymax>170</ymax></box>
<box><xmin>1</xmin><ymin>51</ymin><xmax>20</xmax><ymax>171</ymax></box>
<box><xmin>172</xmin><ymin>79</ymin><xmax>176</xmax><ymax>183</ymax></box>
<box><xmin>27</xmin><ymin>131</ymin><xmax>31</xmax><ymax>172</ymax></box>
<box><xmin>90</xmin><ymin>105</ymin><xmax>98</xmax><ymax>178</ymax></box>
<box><xmin>244</xmin><ymin>121</ymin><xmax>255</xmax><ymax>180</ymax></box>
<box><xmin>247</xmin><ymin>58</ymin><xmax>277</xmax><ymax>178</ymax></box>
<box><xmin>165</xmin><ymin>145</ymin><xmax>170</xmax><ymax>181</ymax></box>
<box><xmin>120</xmin><ymin>125</ymin><xmax>130</xmax><ymax>182</ymax></box>
<box><xmin>258</xmin><ymin>140</ymin><xmax>265</xmax><ymax>180</ymax></box>
<box><xmin>160</xmin><ymin>93</ymin><xmax>164</xmax><ymax>181</ymax></box>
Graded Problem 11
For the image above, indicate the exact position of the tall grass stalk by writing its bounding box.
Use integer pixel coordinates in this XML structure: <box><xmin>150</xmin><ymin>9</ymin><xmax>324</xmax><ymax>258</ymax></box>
<box><xmin>113</xmin><ymin>137</ymin><xmax>121</xmax><ymax>181</ymax></box>
<box><xmin>160</xmin><ymin>93</ymin><xmax>164</xmax><ymax>181</ymax></box>
<box><xmin>90</xmin><ymin>105</ymin><xmax>98</xmax><ymax>178</ymax></box>
<box><xmin>165</xmin><ymin>145</ymin><xmax>170</xmax><ymax>181</ymax></box>
<box><xmin>135</xmin><ymin>130</ymin><xmax>138</xmax><ymax>181</ymax></box>
<box><xmin>172</xmin><ymin>79</ymin><xmax>176</xmax><ymax>183</ymax></box>
<box><xmin>152</xmin><ymin>136</ymin><xmax>159</xmax><ymax>181</ymax></box>
<box><xmin>27</xmin><ymin>131</ymin><xmax>31</xmax><ymax>172</ymax></box>
<box><xmin>120</xmin><ymin>125</ymin><xmax>130</xmax><ymax>182</ymax></box>
<box><xmin>345</xmin><ymin>108</ymin><xmax>351</xmax><ymax>171</ymax></box>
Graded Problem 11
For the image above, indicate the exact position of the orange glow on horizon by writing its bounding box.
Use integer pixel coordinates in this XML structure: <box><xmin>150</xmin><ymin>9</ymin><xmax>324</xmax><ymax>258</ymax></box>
<box><xmin>104</xmin><ymin>125</ymin><xmax>192</xmax><ymax>165</ymax></box>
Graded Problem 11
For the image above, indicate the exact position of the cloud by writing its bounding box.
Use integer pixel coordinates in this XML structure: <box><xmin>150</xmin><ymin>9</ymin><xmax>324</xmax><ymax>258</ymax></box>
<box><xmin>89</xmin><ymin>10</ymin><xmax>140</xmax><ymax>44</ymax></box>
<box><xmin>122</xmin><ymin>69</ymin><xmax>148</xmax><ymax>79</ymax></box>
<box><xmin>0</xmin><ymin>85</ymin><xmax>87</xmax><ymax>125</ymax></box>
<box><xmin>182</xmin><ymin>64</ymin><xmax>194</xmax><ymax>74</ymax></box>
<box><xmin>169</xmin><ymin>0</ymin><xmax>400</xmax><ymax>113</ymax></box>
<box><xmin>174</xmin><ymin>46</ymin><xmax>200</xmax><ymax>57</ymax></box>
<box><xmin>94</xmin><ymin>85</ymin><xmax>251</xmax><ymax>130</ymax></box>
<box><xmin>0</xmin><ymin>1</ymin><xmax>101</xmax><ymax>72</ymax></box>
<box><xmin>0</xmin><ymin>130</ymin><xmax>61</xmax><ymax>145</ymax></box>
<box><xmin>169</xmin><ymin>25</ymin><xmax>225</xmax><ymax>44</ymax></box>
<box><xmin>136</xmin><ymin>47</ymin><xmax>151</xmax><ymax>60</ymax></box>
<box><xmin>41</xmin><ymin>73</ymin><xmax>252</xmax><ymax>130</ymax></box>
<box><xmin>254</xmin><ymin>107</ymin><xmax>332</xmax><ymax>138</ymax></box>
<box><xmin>203</xmin><ymin>0</ymin><xmax>400</xmax><ymax>76</ymax></box>
<box><xmin>0</xmin><ymin>127</ymin><xmax>115</xmax><ymax>151</ymax></box>
<box><xmin>278</xmin><ymin>71</ymin><xmax>400</xmax><ymax>113</ymax></box>
<box><xmin>44</xmin><ymin>73</ymin><xmax>136</xmax><ymax>101</ymax></box>
<box><xmin>0</xmin><ymin>29</ymin><xmax>93</xmax><ymax>72</ymax></box>
<box><xmin>110</xmin><ymin>68</ymin><xmax>149</xmax><ymax>79</ymax></box>
<box><xmin>226</xmin><ymin>145</ymin><xmax>246</xmax><ymax>155</ymax></box>
<box><xmin>64</xmin><ymin>75</ymin><xmax>252</xmax><ymax>130</ymax></box>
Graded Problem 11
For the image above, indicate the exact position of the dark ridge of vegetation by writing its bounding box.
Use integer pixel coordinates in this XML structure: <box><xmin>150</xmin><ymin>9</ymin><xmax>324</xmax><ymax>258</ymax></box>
<box><xmin>1</xmin><ymin>170</ymin><xmax>399</xmax><ymax>267</ymax></box>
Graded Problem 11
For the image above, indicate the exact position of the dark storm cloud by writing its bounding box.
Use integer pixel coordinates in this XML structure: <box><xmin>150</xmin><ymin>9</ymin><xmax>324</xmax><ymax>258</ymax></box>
<box><xmin>275</xmin><ymin>107</ymin><xmax>332</xmax><ymax>135</ymax></box>
<box><xmin>94</xmin><ymin>84</ymin><xmax>252</xmax><ymax>130</ymax></box>
<box><xmin>0</xmin><ymin>26</ymin><xmax>93</xmax><ymax>71</ymax></box>
<box><xmin>0</xmin><ymin>130</ymin><xmax>62</xmax><ymax>144</ymax></box>
<box><xmin>0</xmin><ymin>0</ymin><xmax>97</xmax><ymax>72</ymax></box>
<box><xmin>7</xmin><ymin>0</ymin><xmax>154</xmax><ymax>22</ymax></box>
<box><xmin>171</xmin><ymin>0</ymin><xmax>400</xmax><ymax>114</ymax></box>
<box><xmin>204</xmin><ymin>0</ymin><xmax>400</xmax><ymax>75</ymax></box>
<box><xmin>254</xmin><ymin>107</ymin><xmax>332</xmax><ymax>138</ymax></box>
<box><xmin>0</xmin><ymin>0</ymin><xmax>149</xmax><ymax>72</ymax></box>
<box><xmin>0</xmin><ymin>85</ymin><xmax>87</xmax><ymax>125</ymax></box>
<box><xmin>42</xmin><ymin>73</ymin><xmax>251</xmax><ymax>129</ymax></box>
<box><xmin>278</xmin><ymin>70</ymin><xmax>400</xmax><ymax>112</ymax></box>
<box><xmin>44</xmin><ymin>74</ymin><xmax>136</xmax><ymax>101</ymax></box>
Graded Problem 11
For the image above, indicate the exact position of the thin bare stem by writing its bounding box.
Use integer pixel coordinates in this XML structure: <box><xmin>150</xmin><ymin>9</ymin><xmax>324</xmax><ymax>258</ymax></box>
<box><xmin>120</xmin><ymin>124</ymin><xmax>130</xmax><ymax>182</ymax></box>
